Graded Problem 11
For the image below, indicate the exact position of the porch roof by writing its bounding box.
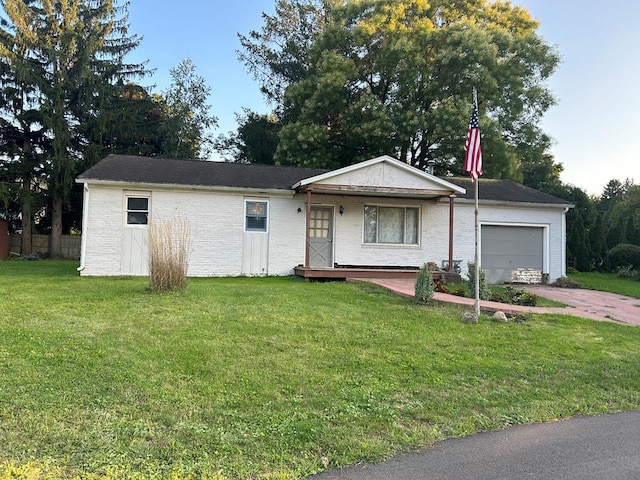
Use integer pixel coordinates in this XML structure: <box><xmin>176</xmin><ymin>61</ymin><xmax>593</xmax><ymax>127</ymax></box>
<box><xmin>292</xmin><ymin>155</ymin><xmax>466</xmax><ymax>199</ymax></box>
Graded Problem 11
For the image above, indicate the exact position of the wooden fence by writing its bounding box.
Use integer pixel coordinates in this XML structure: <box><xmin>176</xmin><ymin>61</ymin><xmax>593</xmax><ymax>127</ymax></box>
<box><xmin>9</xmin><ymin>234</ymin><xmax>81</xmax><ymax>259</ymax></box>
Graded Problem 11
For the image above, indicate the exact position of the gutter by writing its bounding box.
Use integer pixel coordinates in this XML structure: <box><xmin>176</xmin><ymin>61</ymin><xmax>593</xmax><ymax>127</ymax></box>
<box><xmin>76</xmin><ymin>183</ymin><xmax>89</xmax><ymax>273</ymax></box>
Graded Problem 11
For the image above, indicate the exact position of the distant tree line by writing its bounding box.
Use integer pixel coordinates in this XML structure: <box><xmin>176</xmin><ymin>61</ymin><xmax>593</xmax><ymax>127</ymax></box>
<box><xmin>563</xmin><ymin>179</ymin><xmax>640</xmax><ymax>275</ymax></box>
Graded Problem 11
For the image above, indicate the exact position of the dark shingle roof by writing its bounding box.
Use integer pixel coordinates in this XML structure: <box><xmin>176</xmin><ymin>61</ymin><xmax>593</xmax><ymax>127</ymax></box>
<box><xmin>78</xmin><ymin>155</ymin><xmax>572</xmax><ymax>207</ymax></box>
<box><xmin>448</xmin><ymin>177</ymin><xmax>572</xmax><ymax>206</ymax></box>
<box><xmin>77</xmin><ymin>154</ymin><xmax>329</xmax><ymax>190</ymax></box>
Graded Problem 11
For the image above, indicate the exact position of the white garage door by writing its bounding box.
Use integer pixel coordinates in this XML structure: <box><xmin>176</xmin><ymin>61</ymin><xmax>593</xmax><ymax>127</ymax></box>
<box><xmin>481</xmin><ymin>225</ymin><xmax>543</xmax><ymax>284</ymax></box>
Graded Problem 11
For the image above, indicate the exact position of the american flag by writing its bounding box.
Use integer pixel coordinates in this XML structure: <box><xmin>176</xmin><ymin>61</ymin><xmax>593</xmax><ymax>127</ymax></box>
<box><xmin>464</xmin><ymin>103</ymin><xmax>482</xmax><ymax>180</ymax></box>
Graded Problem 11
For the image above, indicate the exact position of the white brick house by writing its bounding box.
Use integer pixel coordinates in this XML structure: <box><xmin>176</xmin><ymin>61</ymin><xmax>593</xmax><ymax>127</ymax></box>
<box><xmin>76</xmin><ymin>154</ymin><xmax>571</xmax><ymax>283</ymax></box>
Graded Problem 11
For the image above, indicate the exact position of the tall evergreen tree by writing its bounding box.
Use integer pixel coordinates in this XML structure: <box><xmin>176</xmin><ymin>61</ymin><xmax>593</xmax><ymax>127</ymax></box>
<box><xmin>625</xmin><ymin>217</ymin><xmax>637</xmax><ymax>247</ymax></box>
<box><xmin>568</xmin><ymin>212</ymin><xmax>591</xmax><ymax>272</ymax></box>
<box><xmin>606</xmin><ymin>217</ymin><xmax>627</xmax><ymax>250</ymax></box>
<box><xmin>0</xmin><ymin>5</ymin><xmax>50</xmax><ymax>252</ymax></box>
<box><xmin>599</xmin><ymin>178</ymin><xmax>630</xmax><ymax>214</ymax></box>
<box><xmin>0</xmin><ymin>0</ymin><xmax>145</xmax><ymax>256</ymax></box>
<box><xmin>588</xmin><ymin>213</ymin><xmax>607</xmax><ymax>270</ymax></box>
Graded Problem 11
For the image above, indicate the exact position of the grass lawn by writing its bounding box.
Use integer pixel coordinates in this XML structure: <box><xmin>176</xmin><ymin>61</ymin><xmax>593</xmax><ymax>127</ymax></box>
<box><xmin>569</xmin><ymin>271</ymin><xmax>640</xmax><ymax>299</ymax></box>
<box><xmin>1</xmin><ymin>261</ymin><xmax>639</xmax><ymax>479</ymax></box>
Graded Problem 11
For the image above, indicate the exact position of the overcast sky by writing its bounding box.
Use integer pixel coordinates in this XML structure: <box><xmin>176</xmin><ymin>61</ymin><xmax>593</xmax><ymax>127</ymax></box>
<box><xmin>127</xmin><ymin>0</ymin><xmax>640</xmax><ymax>196</ymax></box>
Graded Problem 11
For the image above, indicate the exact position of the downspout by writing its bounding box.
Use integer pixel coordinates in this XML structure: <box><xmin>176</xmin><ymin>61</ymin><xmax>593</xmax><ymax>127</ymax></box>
<box><xmin>448</xmin><ymin>194</ymin><xmax>455</xmax><ymax>273</ymax></box>
<box><xmin>561</xmin><ymin>206</ymin><xmax>570</xmax><ymax>277</ymax></box>
<box><xmin>304</xmin><ymin>189</ymin><xmax>312</xmax><ymax>268</ymax></box>
<box><xmin>76</xmin><ymin>183</ymin><xmax>89</xmax><ymax>272</ymax></box>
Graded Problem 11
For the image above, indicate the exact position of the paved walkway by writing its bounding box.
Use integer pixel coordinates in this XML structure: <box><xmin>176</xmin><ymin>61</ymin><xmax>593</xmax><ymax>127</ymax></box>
<box><xmin>351</xmin><ymin>278</ymin><xmax>640</xmax><ymax>327</ymax></box>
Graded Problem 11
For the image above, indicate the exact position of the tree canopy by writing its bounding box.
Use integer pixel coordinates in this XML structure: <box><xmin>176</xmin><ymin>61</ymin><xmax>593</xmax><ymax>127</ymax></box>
<box><xmin>236</xmin><ymin>0</ymin><xmax>561</xmax><ymax>176</ymax></box>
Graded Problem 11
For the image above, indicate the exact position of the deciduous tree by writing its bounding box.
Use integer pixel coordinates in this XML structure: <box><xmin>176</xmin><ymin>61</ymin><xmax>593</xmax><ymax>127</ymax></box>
<box><xmin>216</xmin><ymin>109</ymin><xmax>280</xmax><ymax>164</ymax></box>
<box><xmin>243</xmin><ymin>0</ymin><xmax>560</xmax><ymax>173</ymax></box>
<box><xmin>159</xmin><ymin>58</ymin><xmax>218</xmax><ymax>160</ymax></box>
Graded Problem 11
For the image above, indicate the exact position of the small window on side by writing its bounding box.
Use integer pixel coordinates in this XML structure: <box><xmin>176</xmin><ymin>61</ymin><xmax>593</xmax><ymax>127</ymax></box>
<box><xmin>126</xmin><ymin>196</ymin><xmax>149</xmax><ymax>225</ymax></box>
<box><xmin>246</xmin><ymin>201</ymin><xmax>268</xmax><ymax>231</ymax></box>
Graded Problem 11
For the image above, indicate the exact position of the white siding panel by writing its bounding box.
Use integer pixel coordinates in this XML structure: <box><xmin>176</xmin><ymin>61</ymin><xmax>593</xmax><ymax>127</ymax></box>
<box><xmin>319</xmin><ymin>162</ymin><xmax>445</xmax><ymax>190</ymax></box>
<box><xmin>121</xmin><ymin>228</ymin><xmax>149</xmax><ymax>275</ymax></box>
<box><xmin>242</xmin><ymin>232</ymin><xmax>269</xmax><ymax>275</ymax></box>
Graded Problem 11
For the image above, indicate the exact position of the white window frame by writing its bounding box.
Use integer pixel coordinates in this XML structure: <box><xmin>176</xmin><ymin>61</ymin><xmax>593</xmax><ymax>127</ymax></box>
<box><xmin>244</xmin><ymin>199</ymin><xmax>269</xmax><ymax>232</ymax></box>
<box><xmin>363</xmin><ymin>204</ymin><xmax>420</xmax><ymax>246</ymax></box>
<box><xmin>124</xmin><ymin>192</ymin><xmax>151</xmax><ymax>227</ymax></box>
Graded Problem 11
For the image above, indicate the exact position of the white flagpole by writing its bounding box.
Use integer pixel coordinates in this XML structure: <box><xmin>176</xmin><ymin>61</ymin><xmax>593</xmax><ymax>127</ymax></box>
<box><xmin>473</xmin><ymin>87</ymin><xmax>480</xmax><ymax>317</ymax></box>
<box><xmin>474</xmin><ymin>168</ymin><xmax>480</xmax><ymax>316</ymax></box>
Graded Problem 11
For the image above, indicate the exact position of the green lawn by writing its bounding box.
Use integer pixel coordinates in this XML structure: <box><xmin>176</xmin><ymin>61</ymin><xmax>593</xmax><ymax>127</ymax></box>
<box><xmin>1</xmin><ymin>261</ymin><xmax>639</xmax><ymax>479</ymax></box>
<box><xmin>569</xmin><ymin>271</ymin><xmax>640</xmax><ymax>299</ymax></box>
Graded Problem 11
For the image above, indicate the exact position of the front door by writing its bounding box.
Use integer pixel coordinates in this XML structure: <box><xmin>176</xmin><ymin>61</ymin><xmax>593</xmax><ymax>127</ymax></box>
<box><xmin>309</xmin><ymin>206</ymin><xmax>333</xmax><ymax>267</ymax></box>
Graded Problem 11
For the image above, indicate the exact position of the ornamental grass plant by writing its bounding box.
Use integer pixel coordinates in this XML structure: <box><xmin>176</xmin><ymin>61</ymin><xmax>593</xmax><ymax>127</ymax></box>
<box><xmin>148</xmin><ymin>217</ymin><xmax>191</xmax><ymax>292</ymax></box>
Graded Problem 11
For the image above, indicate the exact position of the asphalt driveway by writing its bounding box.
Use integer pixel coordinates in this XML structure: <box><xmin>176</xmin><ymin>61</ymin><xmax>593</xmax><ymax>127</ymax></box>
<box><xmin>310</xmin><ymin>411</ymin><xmax>640</xmax><ymax>479</ymax></box>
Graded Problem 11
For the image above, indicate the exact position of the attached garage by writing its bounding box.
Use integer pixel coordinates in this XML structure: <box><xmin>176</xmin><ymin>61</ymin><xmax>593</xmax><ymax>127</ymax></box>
<box><xmin>448</xmin><ymin>177</ymin><xmax>572</xmax><ymax>285</ymax></box>
<box><xmin>481</xmin><ymin>225</ymin><xmax>545</xmax><ymax>284</ymax></box>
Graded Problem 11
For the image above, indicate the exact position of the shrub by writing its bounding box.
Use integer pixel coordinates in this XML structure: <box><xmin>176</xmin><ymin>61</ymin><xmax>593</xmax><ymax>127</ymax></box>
<box><xmin>490</xmin><ymin>286</ymin><xmax>538</xmax><ymax>306</ymax></box>
<box><xmin>414</xmin><ymin>263</ymin><xmax>435</xmax><ymax>303</ymax></box>
<box><xmin>552</xmin><ymin>276</ymin><xmax>582</xmax><ymax>288</ymax></box>
<box><xmin>506</xmin><ymin>286</ymin><xmax>538</xmax><ymax>306</ymax></box>
<box><xmin>434</xmin><ymin>279</ymin><xmax>449</xmax><ymax>294</ymax></box>
<box><xmin>450</xmin><ymin>286</ymin><xmax>469</xmax><ymax>297</ymax></box>
<box><xmin>615</xmin><ymin>265</ymin><xmax>640</xmax><ymax>281</ymax></box>
<box><xmin>466</xmin><ymin>262</ymin><xmax>491</xmax><ymax>300</ymax></box>
<box><xmin>607</xmin><ymin>244</ymin><xmax>640</xmax><ymax>271</ymax></box>
<box><xmin>149</xmin><ymin>218</ymin><xmax>191</xmax><ymax>292</ymax></box>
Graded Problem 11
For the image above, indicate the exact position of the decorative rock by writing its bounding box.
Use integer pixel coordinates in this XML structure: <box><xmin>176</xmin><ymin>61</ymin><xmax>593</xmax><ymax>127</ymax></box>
<box><xmin>461</xmin><ymin>312</ymin><xmax>478</xmax><ymax>324</ymax></box>
<box><xmin>492</xmin><ymin>311</ymin><xmax>508</xmax><ymax>323</ymax></box>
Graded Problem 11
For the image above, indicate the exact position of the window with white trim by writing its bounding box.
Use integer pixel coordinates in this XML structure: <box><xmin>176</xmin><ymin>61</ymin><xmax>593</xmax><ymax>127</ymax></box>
<box><xmin>245</xmin><ymin>201</ymin><xmax>268</xmax><ymax>232</ymax></box>
<box><xmin>126</xmin><ymin>196</ymin><xmax>149</xmax><ymax>225</ymax></box>
<box><xmin>364</xmin><ymin>205</ymin><xmax>419</xmax><ymax>245</ymax></box>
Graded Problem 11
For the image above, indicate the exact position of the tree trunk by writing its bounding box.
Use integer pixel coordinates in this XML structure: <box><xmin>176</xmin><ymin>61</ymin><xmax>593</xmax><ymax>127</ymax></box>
<box><xmin>50</xmin><ymin>197</ymin><xmax>63</xmax><ymax>258</ymax></box>
<box><xmin>20</xmin><ymin>176</ymin><xmax>32</xmax><ymax>255</ymax></box>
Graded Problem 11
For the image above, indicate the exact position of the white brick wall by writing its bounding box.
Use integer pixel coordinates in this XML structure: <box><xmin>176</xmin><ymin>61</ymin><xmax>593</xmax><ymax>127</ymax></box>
<box><xmin>267</xmin><ymin>195</ymin><xmax>307</xmax><ymax>275</ymax></box>
<box><xmin>329</xmin><ymin>195</ymin><xmax>437</xmax><ymax>267</ymax></box>
<box><xmin>80</xmin><ymin>185</ymin><xmax>566</xmax><ymax>282</ymax></box>
<box><xmin>80</xmin><ymin>184</ymin><xmax>307</xmax><ymax>277</ymax></box>
<box><xmin>81</xmin><ymin>186</ymin><xmax>125</xmax><ymax>276</ymax></box>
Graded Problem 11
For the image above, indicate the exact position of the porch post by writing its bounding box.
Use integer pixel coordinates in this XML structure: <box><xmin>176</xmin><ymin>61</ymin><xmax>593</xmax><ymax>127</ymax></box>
<box><xmin>448</xmin><ymin>194</ymin><xmax>455</xmax><ymax>273</ymax></box>
<box><xmin>304</xmin><ymin>189</ymin><xmax>312</xmax><ymax>268</ymax></box>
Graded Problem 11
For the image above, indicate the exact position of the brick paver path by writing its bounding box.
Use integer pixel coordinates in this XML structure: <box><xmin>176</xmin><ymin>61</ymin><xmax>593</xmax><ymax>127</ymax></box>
<box><xmin>353</xmin><ymin>278</ymin><xmax>640</xmax><ymax>327</ymax></box>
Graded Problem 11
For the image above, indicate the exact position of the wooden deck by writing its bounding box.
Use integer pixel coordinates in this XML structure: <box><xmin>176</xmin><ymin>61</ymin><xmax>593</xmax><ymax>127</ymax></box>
<box><xmin>294</xmin><ymin>266</ymin><xmax>419</xmax><ymax>280</ymax></box>
<box><xmin>294</xmin><ymin>265</ymin><xmax>463</xmax><ymax>283</ymax></box>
